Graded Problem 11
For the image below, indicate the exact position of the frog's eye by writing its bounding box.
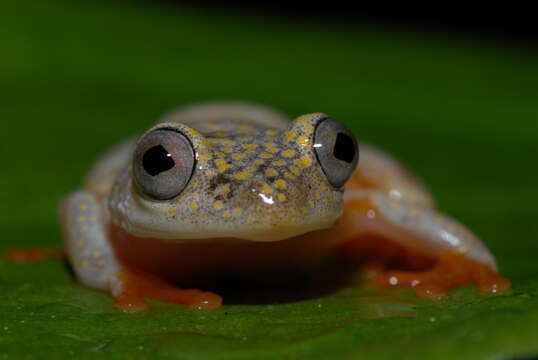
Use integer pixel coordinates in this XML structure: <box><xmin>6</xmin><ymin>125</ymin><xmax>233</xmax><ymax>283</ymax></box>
<box><xmin>313</xmin><ymin>117</ymin><xmax>359</xmax><ymax>188</ymax></box>
<box><xmin>133</xmin><ymin>129</ymin><xmax>195</xmax><ymax>200</ymax></box>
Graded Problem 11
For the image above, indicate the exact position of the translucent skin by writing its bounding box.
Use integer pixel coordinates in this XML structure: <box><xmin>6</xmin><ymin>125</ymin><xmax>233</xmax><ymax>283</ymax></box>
<box><xmin>53</xmin><ymin>103</ymin><xmax>509</xmax><ymax>311</ymax></box>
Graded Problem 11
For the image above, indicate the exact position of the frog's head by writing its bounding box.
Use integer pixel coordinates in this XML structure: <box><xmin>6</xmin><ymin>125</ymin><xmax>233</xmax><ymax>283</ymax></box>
<box><xmin>109</xmin><ymin>113</ymin><xmax>359</xmax><ymax>242</ymax></box>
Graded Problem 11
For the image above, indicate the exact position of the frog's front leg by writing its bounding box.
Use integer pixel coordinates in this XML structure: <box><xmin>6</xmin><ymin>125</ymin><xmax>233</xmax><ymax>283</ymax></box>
<box><xmin>60</xmin><ymin>191</ymin><xmax>221</xmax><ymax>311</ymax></box>
<box><xmin>338</xmin><ymin>143</ymin><xmax>510</xmax><ymax>297</ymax></box>
<box><xmin>339</xmin><ymin>190</ymin><xmax>511</xmax><ymax>298</ymax></box>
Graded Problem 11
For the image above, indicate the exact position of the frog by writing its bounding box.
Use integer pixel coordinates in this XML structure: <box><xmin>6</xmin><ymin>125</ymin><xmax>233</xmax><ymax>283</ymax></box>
<box><xmin>57</xmin><ymin>102</ymin><xmax>510</xmax><ymax>311</ymax></box>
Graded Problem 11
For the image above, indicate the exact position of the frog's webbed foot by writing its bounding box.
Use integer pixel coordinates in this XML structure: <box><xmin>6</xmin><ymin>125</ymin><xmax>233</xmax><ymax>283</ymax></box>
<box><xmin>340</xmin><ymin>190</ymin><xmax>511</xmax><ymax>298</ymax></box>
<box><xmin>110</xmin><ymin>268</ymin><xmax>222</xmax><ymax>312</ymax></box>
<box><xmin>368</xmin><ymin>253</ymin><xmax>511</xmax><ymax>299</ymax></box>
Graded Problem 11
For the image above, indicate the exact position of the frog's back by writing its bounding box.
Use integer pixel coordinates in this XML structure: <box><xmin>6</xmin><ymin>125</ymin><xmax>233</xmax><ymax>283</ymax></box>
<box><xmin>160</xmin><ymin>102</ymin><xmax>290</xmax><ymax>133</ymax></box>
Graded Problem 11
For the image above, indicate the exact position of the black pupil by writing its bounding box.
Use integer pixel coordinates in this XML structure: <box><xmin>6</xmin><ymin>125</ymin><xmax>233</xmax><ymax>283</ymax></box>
<box><xmin>143</xmin><ymin>145</ymin><xmax>175</xmax><ymax>176</ymax></box>
<box><xmin>333</xmin><ymin>133</ymin><xmax>355</xmax><ymax>163</ymax></box>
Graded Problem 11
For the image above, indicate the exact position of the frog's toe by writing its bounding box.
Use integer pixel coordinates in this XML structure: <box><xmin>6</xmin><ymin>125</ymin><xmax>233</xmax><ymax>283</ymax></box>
<box><xmin>188</xmin><ymin>291</ymin><xmax>223</xmax><ymax>310</ymax></box>
<box><xmin>113</xmin><ymin>267</ymin><xmax>223</xmax><ymax>310</ymax></box>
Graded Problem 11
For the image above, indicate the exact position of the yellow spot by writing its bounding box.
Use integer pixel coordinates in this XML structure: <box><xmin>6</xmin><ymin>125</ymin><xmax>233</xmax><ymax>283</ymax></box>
<box><xmin>232</xmin><ymin>153</ymin><xmax>245</xmax><ymax>160</ymax></box>
<box><xmin>93</xmin><ymin>251</ymin><xmax>102</xmax><ymax>258</ymax></box>
<box><xmin>272</xmin><ymin>160</ymin><xmax>287</xmax><ymax>167</ymax></box>
<box><xmin>296</xmin><ymin>135</ymin><xmax>310</xmax><ymax>146</ymax></box>
<box><xmin>259</xmin><ymin>153</ymin><xmax>273</xmax><ymax>159</ymax></box>
<box><xmin>222</xmin><ymin>140</ymin><xmax>235</xmax><ymax>147</ymax></box>
<box><xmin>235</xmin><ymin>172</ymin><xmax>252</xmax><ymax>180</ymax></box>
<box><xmin>232</xmin><ymin>208</ymin><xmax>243</xmax><ymax>217</ymax></box>
<box><xmin>208</xmin><ymin>138</ymin><xmax>221</xmax><ymax>144</ymax></box>
<box><xmin>238</xmin><ymin>124</ymin><xmax>251</xmax><ymax>130</ymax></box>
<box><xmin>77</xmin><ymin>216</ymin><xmax>86</xmax><ymax>223</ymax></box>
<box><xmin>89</xmin><ymin>215</ymin><xmax>97</xmax><ymax>222</ymax></box>
<box><xmin>264</xmin><ymin>137</ymin><xmax>276</xmax><ymax>142</ymax></box>
<box><xmin>264</xmin><ymin>143</ymin><xmax>276</xmax><ymax>147</ymax></box>
<box><xmin>284</xmin><ymin>130</ymin><xmax>296</xmax><ymax>142</ymax></box>
<box><xmin>238</xmin><ymin>135</ymin><xmax>253</xmax><ymax>141</ymax></box>
<box><xmin>297</xmin><ymin>115</ymin><xmax>310</xmax><ymax>124</ymax></box>
<box><xmin>214</xmin><ymin>152</ymin><xmax>226</xmax><ymax>158</ymax></box>
<box><xmin>277</xmin><ymin>194</ymin><xmax>287</xmax><ymax>202</ymax></box>
<box><xmin>281</xmin><ymin>150</ymin><xmax>296</xmax><ymax>158</ymax></box>
<box><xmin>222</xmin><ymin>210</ymin><xmax>231</xmax><ymax>219</ymax></box>
<box><xmin>213</xmin><ymin>132</ymin><xmax>228</xmax><ymax>138</ymax></box>
<box><xmin>222</xmin><ymin>147</ymin><xmax>234</xmax><ymax>153</ymax></box>
<box><xmin>254</xmin><ymin>159</ymin><xmax>265</xmax><ymax>165</ymax></box>
<box><xmin>215</xmin><ymin>159</ymin><xmax>231</xmax><ymax>172</ymax></box>
<box><xmin>284</xmin><ymin>172</ymin><xmax>296</xmax><ymax>180</ymax></box>
<box><xmin>274</xmin><ymin>179</ymin><xmax>287</xmax><ymax>190</ymax></box>
<box><xmin>266</xmin><ymin>147</ymin><xmax>279</xmax><ymax>153</ymax></box>
<box><xmin>78</xmin><ymin>203</ymin><xmax>88</xmax><ymax>211</ymax></box>
<box><xmin>259</xmin><ymin>182</ymin><xmax>273</xmax><ymax>194</ymax></box>
<box><xmin>77</xmin><ymin>239</ymin><xmax>86</xmax><ymax>247</ymax></box>
<box><xmin>289</xmin><ymin>166</ymin><xmax>301</xmax><ymax>176</ymax></box>
<box><xmin>213</xmin><ymin>201</ymin><xmax>224</xmax><ymax>211</ymax></box>
<box><xmin>266</xmin><ymin>130</ymin><xmax>279</xmax><ymax>135</ymax></box>
<box><xmin>304</xmin><ymin>124</ymin><xmax>314</xmax><ymax>132</ymax></box>
<box><xmin>245</xmin><ymin>167</ymin><xmax>256</xmax><ymax>173</ymax></box>
<box><xmin>243</xmin><ymin>143</ymin><xmax>258</xmax><ymax>150</ymax></box>
<box><xmin>294</xmin><ymin>156</ymin><xmax>312</xmax><ymax>168</ymax></box>
<box><xmin>191</xmin><ymin>203</ymin><xmax>199</xmax><ymax>211</ymax></box>
<box><xmin>265</xmin><ymin>168</ymin><xmax>278</xmax><ymax>177</ymax></box>
<box><xmin>168</xmin><ymin>208</ymin><xmax>177</xmax><ymax>216</ymax></box>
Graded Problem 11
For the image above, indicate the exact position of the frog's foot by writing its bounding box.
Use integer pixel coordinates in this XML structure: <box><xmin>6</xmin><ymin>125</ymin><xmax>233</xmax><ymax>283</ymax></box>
<box><xmin>111</xmin><ymin>268</ymin><xmax>223</xmax><ymax>312</ymax></box>
<box><xmin>4</xmin><ymin>248</ymin><xmax>65</xmax><ymax>264</ymax></box>
<box><xmin>367</xmin><ymin>253</ymin><xmax>511</xmax><ymax>299</ymax></box>
<box><xmin>339</xmin><ymin>191</ymin><xmax>511</xmax><ymax>298</ymax></box>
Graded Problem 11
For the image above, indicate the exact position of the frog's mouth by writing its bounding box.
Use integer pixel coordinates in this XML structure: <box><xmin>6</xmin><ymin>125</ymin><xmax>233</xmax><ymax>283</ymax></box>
<box><xmin>129</xmin><ymin>221</ymin><xmax>334</xmax><ymax>243</ymax></box>
<box><xmin>112</xmin><ymin>214</ymin><xmax>340</xmax><ymax>244</ymax></box>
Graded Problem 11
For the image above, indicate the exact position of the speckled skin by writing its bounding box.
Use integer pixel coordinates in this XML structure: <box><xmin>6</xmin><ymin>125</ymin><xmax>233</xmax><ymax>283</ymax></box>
<box><xmin>59</xmin><ymin>103</ymin><xmax>497</xmax><ymax>306</ymax></box>
<box><xmin>109</xmin><ymin>107</ymin><xmax>342</xmax><ymax>242</ymax></box>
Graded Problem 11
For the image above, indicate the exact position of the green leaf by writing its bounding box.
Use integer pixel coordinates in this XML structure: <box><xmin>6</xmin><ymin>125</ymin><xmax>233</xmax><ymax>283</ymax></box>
<box><xmin>1</xmin><ymin>1</ymin><xmax>537</xmax><ymax>359</ymax></box>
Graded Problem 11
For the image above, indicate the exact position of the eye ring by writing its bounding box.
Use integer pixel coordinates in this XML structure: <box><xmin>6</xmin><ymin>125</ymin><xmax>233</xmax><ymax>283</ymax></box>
<box><xmin>313</xmin><ymin>117</ymin><xmax>359</xmax><ymax>188</ymax></box>
<box><xmin>133</xmin><ymin>128</ymin><xmax>195</xmax><ymax>200</ymax></box>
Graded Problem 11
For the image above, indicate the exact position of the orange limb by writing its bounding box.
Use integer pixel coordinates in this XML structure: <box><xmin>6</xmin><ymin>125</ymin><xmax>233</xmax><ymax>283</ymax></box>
<box><xmin>114</xmin><ymin>267</ymin><xmax>223</xmax><ymax>312</ymax></box>
<box><xmin>4</xmin><ymin>248</ymin><xmax>65</xmax><ymax>264</ymax></box>
<box><xmin>370</xmin><ymin>253</ymin><xmax>512</xmax><ymax>299</ymax></box>
<box><xmin>339</xmin><ymin>194</ymin><xmax>511</xmax><ymax>299</ymax></box>
<box><xmin>342</xmin><ymin>239</ymin><xmax>511</xmax><ymax>299</ymax></box>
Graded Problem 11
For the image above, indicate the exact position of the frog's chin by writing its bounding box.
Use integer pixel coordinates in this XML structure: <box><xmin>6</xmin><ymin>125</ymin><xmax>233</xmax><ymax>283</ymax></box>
<box><xmin>114</xmin><ymin>218</ymin><xmax>338</xmax><ymax>243</ymax></box>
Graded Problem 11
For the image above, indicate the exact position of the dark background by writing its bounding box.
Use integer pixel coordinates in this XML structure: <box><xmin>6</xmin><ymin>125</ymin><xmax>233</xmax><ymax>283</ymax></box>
<box><xmin>165</xmin><ymin>1</ymin><xmax>538</xmax><ymax>46</ymax></box>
